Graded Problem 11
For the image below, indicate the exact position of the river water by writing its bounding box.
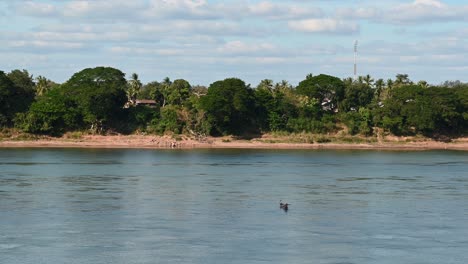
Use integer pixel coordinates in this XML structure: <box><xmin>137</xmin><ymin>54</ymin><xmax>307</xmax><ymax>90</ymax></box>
<box><xmin>0</xmin><ymin>148</ymin><xmax>467</xmax><ymax>264</ymax></box>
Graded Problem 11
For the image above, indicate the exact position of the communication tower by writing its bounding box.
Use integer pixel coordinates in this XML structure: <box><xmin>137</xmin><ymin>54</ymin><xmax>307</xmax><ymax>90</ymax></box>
<box><xmin>354</xmin><ymin>40</ymin><xmax>358</xmax><ymax>81</ymax></box>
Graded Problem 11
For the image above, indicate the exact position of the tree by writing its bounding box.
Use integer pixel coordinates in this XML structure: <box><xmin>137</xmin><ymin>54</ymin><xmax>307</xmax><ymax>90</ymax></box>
<box><xmin>417</xmin><ymin>80</ymin><xmax>429</xmax><ymax>89</ymax></box>
<box><xmin>138</xmin><ymin>81</ymin><xmax>159</xmax><ymax>100</ymax></box>
<box><xmin>35</xmin><ymin>75</ymin><xmax>56</xmax><ymax>97</ymax></box>
<box><xmin>15</xmin><ymin>88</ymin><xmax>82</xmax><ymax>135</ymax></box>
<box><xmin>0</xmin><ymin>71</ymin><xmax>18</xmax><ymax>125</ymax></box>
<box><xmin>373</xmin><ymin>84</ymin><xmax>463</xmax><ymax>136</ymax></box>
<box><xmin>363</xmin><ymin>74</ymin><xmax>374</xmax><ymax>87</ymax></box>
<box><xmin>343</xmin><ymin>77</ymin><xmax>354</xmax><ymax>87</ymax></box>
<box><xmin>158</xmin><ymin>77</ymin><xmax>172</xmax><ymax>107</ymax></box>
<box><xmin>0</xmin><ymin>71</ymin><xmax>35</xmax><ymax>126</ymax></box>
<box><xmin>191</xmin><ymin>85</ymin><xmax>207</xmax><ymax>98</ymax></box>
<box><xmin>340</xmin><ymin>82</ymin><xmax>374</xmax><ymax>112</ymax></box>
<box><xmin>374</xmin><ymin>78</ymin><xmax>385</xmax><ymax>100</ymax></box>
<box><xmin>7</xmin><ymin>69</ymin><xmax>35</xmax><ymax>94</ymax></box>
<box><xmin>154</xmin><ymin>105</ymin><xmax>183</xmax><ymax>134</ymax></box>
<box><xmin>127</xmin><ymin>73</ymin><xmax>142</xmax><ymax>104</ymax></box>
<box><xmin>296</xmin><ymin>74</ymin><xmax>345</xmax><ymax>112</ymax></box>
<box><xmin>454</xmin><ymin>85</ymin><xmax>468</xmax><ymax>132</ymax></box>
<box><xmin>61</xmin><ymin>67</ymin><xmax>127</xmax><ymax>133</ymax></box>
<box><xmin>274</xmin><ymin>80</ymin><xmax>293</xmax><ymax>97</ymax></box>
<box><xmin>386</xmin><ymin>79</ymin><xmax>394</xmax><ymax>89</ymax></box>
<box><xmin>257</xmin><ymin>79</ymin><xmax>274</xmax><ymax>94</ymax></box>
<box><xmin>200</xmin><ymin>78</ymin><xmax>255</xmax><ymax>135</ymax></box>
<box><xmin>424</xmin><ymin>87</ymin><xmax>463</xmax><ymax>135</ymax></box>
<box><xmin>395</xmin><ymin>73</ymin><xmax>412</xmax><ymax>86</ymax></box>
<box><xmin>167</xmin><ymin>79</ymin><xmax>191</xmax><ymax>106</ymax></box>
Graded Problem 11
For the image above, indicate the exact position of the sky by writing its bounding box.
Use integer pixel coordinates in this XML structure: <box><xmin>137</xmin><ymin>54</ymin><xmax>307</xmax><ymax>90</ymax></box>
<box><xmin>0</xmin><ymin>0</ymin><xmax>467</xmax><ymax>86</ymax></box>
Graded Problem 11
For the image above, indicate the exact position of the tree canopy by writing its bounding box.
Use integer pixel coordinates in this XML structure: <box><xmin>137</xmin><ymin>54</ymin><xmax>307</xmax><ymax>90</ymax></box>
<box><xmin>0</xmin><ymin>70</ymin><xmax>35</xmax><ymax>126</ymax></box>
<box><xmin>61</xmin><ymin>67</ymin><xmax>127</xmax><ymax>131</ymax></box>
<box><xmin>296</xmin><ymin>74</ymin><xmax>345</xmax><ymax>112</ymax></box>
<box><xmin>200</xmin><ymin>78</ymin><xmax>255</xmax><ymax>136</ymax></box>
<box><xmin>0</xmin><ymin>67</ymin><xmax>466</xmax><ymax>139</ymax></box>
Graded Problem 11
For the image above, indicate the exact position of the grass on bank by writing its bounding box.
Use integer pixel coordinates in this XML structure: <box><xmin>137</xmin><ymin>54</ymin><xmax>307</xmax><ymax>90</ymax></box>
<box><xmin>0</xmin><ymin>127</ymin><xmax>462</xmax><ymax>145</ymax></box>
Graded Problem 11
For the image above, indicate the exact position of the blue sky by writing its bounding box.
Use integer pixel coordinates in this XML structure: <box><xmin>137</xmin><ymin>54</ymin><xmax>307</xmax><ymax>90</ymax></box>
<box><xmin>0</xmin><ymin>0</ymin><xmax>467</xmax><ymax>86</ymax></box>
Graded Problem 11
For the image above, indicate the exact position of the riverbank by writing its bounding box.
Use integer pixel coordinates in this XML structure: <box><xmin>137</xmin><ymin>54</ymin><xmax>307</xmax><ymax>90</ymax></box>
<box><xmin>1</xmin><ymin>134</ymin><xmax>468</xmax><ymax>150</ymax></box>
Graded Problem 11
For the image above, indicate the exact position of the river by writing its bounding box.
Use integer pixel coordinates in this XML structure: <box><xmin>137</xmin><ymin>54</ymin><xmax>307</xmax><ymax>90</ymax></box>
<box><xmin>1</xmin><ymin>148</ymin><xmax>467</xmax><ymax>264</ymax></box>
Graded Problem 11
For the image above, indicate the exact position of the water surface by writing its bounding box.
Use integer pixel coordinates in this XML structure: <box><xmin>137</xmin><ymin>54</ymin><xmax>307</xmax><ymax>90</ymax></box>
<box><xmin>1</xmin><ymin>148</ymin><xmax>467</xmax><ymax>264</ymax></box>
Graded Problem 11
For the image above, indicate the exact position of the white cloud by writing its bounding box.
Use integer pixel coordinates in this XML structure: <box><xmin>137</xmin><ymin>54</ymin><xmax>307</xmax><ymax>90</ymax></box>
<box><xmin>217</xmin><ymin>40</ymin><xmax>277</xmax><ymax>55</ymax></box>
<box><xmin>336</xmin><ymin>0</ymin><xmax>468</xmax><ymax>24</ymax></box>
<box><xmin>387</xmin><ymin>0</ymin><xmax>467</xmax><ymax>24</ymax></box>
<box><xmin>13</xmin><ymin>1</ymin><xmax>58</xmax><ymax>17</ymax></box>
<box><xmin>109</xmin><ymin>46</ymin><xmax>186</xmax><ymax>56</ymax></box>
<box><xmin>336</xmin><ymin>7</ymin><xmax>380</xmax><ymax>20</ymax></box>
<box><xmin>288</xmin><ymin>19</ymin><xmax>359</xmax><ymax>34</ymax></box>
<box><xmin>3</xmin><ymin>39</ymin><xmax>85</xmax><ymax>52</ymax></box>
<box><xmin>248</xmin><ymin>1</ymin><xmax>323</xmax><ymax>19</ymax></box>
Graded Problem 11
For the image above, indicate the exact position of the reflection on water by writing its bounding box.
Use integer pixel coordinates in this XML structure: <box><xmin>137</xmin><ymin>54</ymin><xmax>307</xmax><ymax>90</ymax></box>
<box><xmin>0</xmin><ymin>148</ymin><xmax>468</xmax><ymax>264</ymax></box>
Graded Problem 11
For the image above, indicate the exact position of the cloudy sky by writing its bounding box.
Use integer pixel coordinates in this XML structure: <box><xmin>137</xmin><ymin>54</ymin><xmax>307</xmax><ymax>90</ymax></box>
<box><xmin>0</xmin><ymin>0</ymin><xmax>467</xmax><ymax>85</ymax></box>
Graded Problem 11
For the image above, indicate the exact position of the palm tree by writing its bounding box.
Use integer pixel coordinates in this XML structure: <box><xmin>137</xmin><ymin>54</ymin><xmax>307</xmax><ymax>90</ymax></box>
<box><xmin>257</xmin><ymin>79</ymin><xmax>274</xmax><ymax>94</ymax></box>
<box><xmin>357</xmin><ymin>75</ymin><xmax>364</xmax><ymax>84</ymax></box>
<box><xmin>343</xmin><ymin>77</ymin><xmax>354</xmax><ymax>87</ymax></box>
<box><xmin>417</xmin><ymin>80</ymin><xmax>429</xmax><ymax>88</ymax></box>
<box><xmin>363</xmin><ymin>74</ymin><xmax>374</xmax><ymax>88</ymax></box>
<box><xmin>35</xmin><ymin>75</ymin><xmax>52</xmax><ymax>96</ymax></box>
<box><xmin>374</xmin><ymin>78</ymin><xmax>385</xmax><ymax>100</ymax></box>
<box><xmin>386</xmin><ymin>79</ymin><xmax>394</xmax><ymax>89</ymax></box>
<box><xmin>127</xmin><ymin>73</ymin><xmax>142</xmax><ymax>104</ymax></box>
<box><xmin>274</xmin><ymin>80</ymin><xmax>293</xmax><ymax>97</ymax></box>
<box><xmin>160</xmin><ymin>77</ymin><xmax>172</xmax><ymax>107</ymax></box>
<box><xmin>395</xmin><ymin>73</ymin><xmax>411</xmax><ymax>86</ymax></box>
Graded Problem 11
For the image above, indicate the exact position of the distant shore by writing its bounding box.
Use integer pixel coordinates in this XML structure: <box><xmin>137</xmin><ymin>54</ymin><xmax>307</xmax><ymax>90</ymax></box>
<box><xmin>1</xmin><ymin>134</ymin><xmax>468</xmax><ymax>151</ymax></box>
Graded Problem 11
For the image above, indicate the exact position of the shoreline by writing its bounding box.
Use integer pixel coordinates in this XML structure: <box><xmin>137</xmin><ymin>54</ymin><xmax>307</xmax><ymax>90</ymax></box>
<box><xmin>1</xmin><ymin>135</ymin><xmax>468</xmax><ymax>151</ymax></box>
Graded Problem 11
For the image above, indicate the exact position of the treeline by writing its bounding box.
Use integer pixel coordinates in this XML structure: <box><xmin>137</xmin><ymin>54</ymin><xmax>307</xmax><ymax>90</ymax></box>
<box><xmin>1</xmin><ymin>67</ymin><xmax>467</xmax><ymax>138</ymax></box>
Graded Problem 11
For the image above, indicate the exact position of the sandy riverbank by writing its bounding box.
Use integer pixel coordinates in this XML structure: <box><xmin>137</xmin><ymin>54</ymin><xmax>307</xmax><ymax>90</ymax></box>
<box><xmin>1</xmin><ymin>134</ymin><xmax>468</xmax><ymax>151</ymax></box>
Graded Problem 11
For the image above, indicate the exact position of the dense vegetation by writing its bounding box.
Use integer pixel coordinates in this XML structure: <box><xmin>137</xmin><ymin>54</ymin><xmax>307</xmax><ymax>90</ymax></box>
<box><xmin>1</xmin><ymin>67</ymin><xmax>467</xmax><ymax>140</ymax></box>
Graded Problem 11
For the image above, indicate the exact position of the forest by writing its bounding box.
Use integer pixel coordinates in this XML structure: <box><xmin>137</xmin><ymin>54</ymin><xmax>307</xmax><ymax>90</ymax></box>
<box><xmin>1</xmin><ymin>67</ymin><xmax>467</xmax><ymax>140</ymax></box>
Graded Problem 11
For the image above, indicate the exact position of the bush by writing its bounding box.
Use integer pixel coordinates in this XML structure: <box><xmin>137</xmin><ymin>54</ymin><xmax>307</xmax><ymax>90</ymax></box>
<box><xmin>151</xmin><ymin>106</ymin><xmax>183</xmax><ymax>134</ymax></box>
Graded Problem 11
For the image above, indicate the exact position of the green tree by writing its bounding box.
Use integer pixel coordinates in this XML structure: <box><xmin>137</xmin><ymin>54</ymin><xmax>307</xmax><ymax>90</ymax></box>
<box><xmin>127</xmin><ymin>73</ymin><xmax>142</xmax><ymax>104</ymax></box>
<box><xmin>374</xmin><ymin>84</ymin><xmax>462</xmax><ymax>136</ymax></box>
<box><xmin>200</xmin><ymin>78</ymin><xmax>255</xmax><ymax>135</ymax></box>
<box><xmin>394</xmin><ymin>73</ymin><xmax>412</xmax><ymax>86</ymax></box>
<box><xmin>386</xmin><ymin>79</ymin><xmax>394</xmax><ymax>89</ymax></box>
<box><xmin>342</xmin><ymin>107</ymin><xmax>373</xmax><ymax>135</ymax></box>
<box><xmin>150</xmin><ymin>105</ymin><xmax>182</xmax><ymax>134</ymax></box>
<box><xmin>296</xmin><ymin>74</ymin><xmax>345</xmax><ymax>112</ymax></box>
<box><xmin>257</xmin><ymin>79</ymin><xmax>274</xmax><ymax>94</ymax></box>
<box><xmin>343</xmin><ymin>77</ymin><xmax>354</xmax><ymax>87</ymax></box>
<box><xmin>35</xmin><ymin>75</ymin><xmax>56</xmax><ymax>97</ymax></box>
<box><xmin>61</xmin><ymin>67</ymin><xmax>127</xmax><ymax>133</ymax></box>
<box><xmin>138</xmin><ymin>81</ymin><xmax>157</xmax><ymax>99</ymax></box>
<box><xmin>363</xmin><ymin>74</ymin><xmax>374</xmax><ymax>87</ymax></box>
<box><xmin>167</xmin><ymin>79</ymin><xmax>191</xmax><ymax>106</ymax></box>
<box><xmin>159</xmin><ymin>77</ymin><xmax>172</xmax><ymax>107</ymax></box>
<box><xmin>0</xmin><ymin>71</ymin><xmax>35</xmax><ymax>126</ymax></box>
<box><xmin>7</xmin><ymin>69</ymin><xmax>35</xmax><ymax>94</ymax></box>
<box><xmin>374</xmin><ymin>78</ymin><xmax>385</xmax><ymax>100</ymax></box>
<box><xmin>340</xmin><ymin>82</ymin><xmax>374</xmax><ymax>112</ymax></box>
<box><xmin>424</xmin><ymin>87</ymin><xmax>463</xmax><ymax>135</ymax></box>
<box><xmin>454</xmin><ymin>85</ymin><xmax>468</xmax><ymax>132</ymax></box>
<box><xmin>15</xmin><ymin>88</ymin><xmax>82</xmax><ymax>135</ymax></box>
<box><xmin>417</xmin><ymin>80</ymin><xmax>429</xmax><ymax>89</ymax></box>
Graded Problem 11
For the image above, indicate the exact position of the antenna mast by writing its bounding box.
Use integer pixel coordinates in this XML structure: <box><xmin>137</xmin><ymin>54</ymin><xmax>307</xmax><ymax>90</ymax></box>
<box><xmin>354</xmin><ymin>40</ymin><xmax>358</xmax><ymax>81</ymax></box>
